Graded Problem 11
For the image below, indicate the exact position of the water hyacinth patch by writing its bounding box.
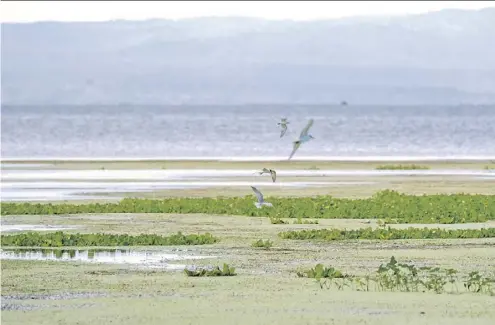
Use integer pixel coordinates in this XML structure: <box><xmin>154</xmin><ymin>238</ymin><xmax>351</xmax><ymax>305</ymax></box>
<box><xmin>0</xmin><ymin>231</ymin><xmax>219</xmax><ymax>247</ymax></box>
<box><xmin>2</xmin><ymin>190</ymin><xmax>494</xmax><ymax>224</ymax></box>
<box><xmin>279</xmin><ymin>227</ymin><xmax>495</xmax><ymax>241</ymax></box>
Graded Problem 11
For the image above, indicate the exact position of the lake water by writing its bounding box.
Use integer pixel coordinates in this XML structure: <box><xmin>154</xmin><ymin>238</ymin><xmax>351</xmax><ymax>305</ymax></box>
<box><xmin>2</xmin><ymin>105</ymin><xmax>495</xmax><ymax>159</ymax></box>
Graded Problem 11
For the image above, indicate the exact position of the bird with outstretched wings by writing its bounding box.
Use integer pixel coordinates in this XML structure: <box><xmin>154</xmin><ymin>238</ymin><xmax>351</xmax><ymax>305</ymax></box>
<box><xmin>277</xmin><ymin>118</ymin><xmax>290</xmax><ymax>138</ymax></box>
<box><xmin>288</xmin><ymin>119</ymin><xmax>315</xmax><ymax>160</ymax></box>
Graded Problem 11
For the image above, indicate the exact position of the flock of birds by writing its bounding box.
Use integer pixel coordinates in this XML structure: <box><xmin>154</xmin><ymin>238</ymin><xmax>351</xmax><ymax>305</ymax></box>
<box><xmin>250</xmin><ymin>118</ymin><xmax>315</xmax><ymax>209</ymax></box>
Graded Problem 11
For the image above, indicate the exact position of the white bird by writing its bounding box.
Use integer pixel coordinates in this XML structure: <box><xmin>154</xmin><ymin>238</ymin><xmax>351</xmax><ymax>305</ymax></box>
<box><xmin>277</xmin><ymin>118</ymin><xmax>290</xmax><ymax>138</ymax></box>
<box><xmin>288</xmin><ymin>119</ymin><xmax>315</xmax><ymax>160</ymax></box>
<box><xmin>250</xmin><ymin>186</ymin><xmax>273</xmax><ymax>209</ymax></box>
<box><xmin>257</xmin><ymin>168</ymin><xmax>277</xmax><ymax>182</ymax></box>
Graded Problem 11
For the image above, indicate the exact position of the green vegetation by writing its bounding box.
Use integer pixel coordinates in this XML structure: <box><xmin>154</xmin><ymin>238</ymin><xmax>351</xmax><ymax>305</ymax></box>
<box><xmin>279</xmin><ymin>227</ymin><xmax>495</xmax><ymax>241</ymax></box>
<box><xmin>251</xmin><ymin>239</ymin><xmax>274</xmax><ymax>249</ymax></box>
<box><xmin>298</xmin><ymin>257</ymin><xmax>495</xmax><ymax>295</ymax></box>
<box><xmin>183</xmin><ymin>263</ymin><xmax>236</xmax><ymax>277</ymax></box>
<box><xmin>297</xmin><ymin>264</ymin><xmax>346</xmax><ymax>279</ymax></box>
<box><xmin>2</xmin><ymin>190</ymin><xmax>494</xmax><ymax>224</ymax></box>
<box><xmin>375</xmin><ymin>164</ymin><xmax>430</xmax><ymax>170</ymax></box>
<box><xmin>269</xmin><ymin>216</ymin><xmax>287</xmax><ymax>224</ymax></box>
<box><xmin>0</xmin><ymin>231</ymin><xmax>219</xmax><ymax>247</ymax></box>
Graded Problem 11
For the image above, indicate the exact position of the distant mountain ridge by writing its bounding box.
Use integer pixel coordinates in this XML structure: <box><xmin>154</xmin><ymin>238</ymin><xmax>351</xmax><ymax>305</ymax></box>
<box><xmin>2</xmin><ymin>8</ymin><xmax>495</xmax><ymax>105</ymax></box>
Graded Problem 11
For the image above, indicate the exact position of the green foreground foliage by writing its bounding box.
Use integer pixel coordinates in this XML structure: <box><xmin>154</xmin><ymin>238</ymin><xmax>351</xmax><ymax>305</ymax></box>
<box><xmin>0</xmin><ymin>231</ymin><xmax>218</xmax><ymax>247</ymax></box>
<box><xmin>2</xmin><ymin>190</ymin><xmax>494</xmax><ymax>224</ymax></box>
<box><xmin>183</xmin><ymin>263</ymin><xmax>236</xmax><ymax>277</ymax></box>
<box><xmin>251</xmin><ymin>239</ymin><xmax>274</xmax><ymax>249</ymax></box>
<box><xmin>279</xmin><ymin>227</ymin><xmax>495</xmax><ymax>241</ymax></box>
<box><xmin>298</xmin><ymin>257</ymin><xmax>495</xmax><ymax>295</ymax></box>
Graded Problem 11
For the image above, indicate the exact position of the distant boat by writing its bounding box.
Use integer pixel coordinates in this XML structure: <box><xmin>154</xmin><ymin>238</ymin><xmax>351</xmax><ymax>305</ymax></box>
<box><xmin>340</xmin><ymin>101</ymin><xmax>348</xmax><ymax>106</ymax></box>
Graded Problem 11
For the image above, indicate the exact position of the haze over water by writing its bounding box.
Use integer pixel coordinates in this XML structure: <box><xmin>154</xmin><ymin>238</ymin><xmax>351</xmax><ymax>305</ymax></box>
<box><xmin>2</xmin><ymin>104</ymin><xmax>494</xmax><ymax>160</ymax></box>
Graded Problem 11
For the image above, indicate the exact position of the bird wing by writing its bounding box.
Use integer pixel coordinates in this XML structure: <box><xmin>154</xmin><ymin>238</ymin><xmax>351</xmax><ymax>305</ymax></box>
<box><xmin>280</xmin><ymin>125</ymin><xmax>288</xmax><ymax>138</ymax></box>
<box><xmin>288</xmin><ymin>141</ymin><xmax>301</xmax><ymax>160</ymax></box>
<box><xmin>300</xmin><ymin>119</ymin><xmax>314</xmax><ymax>137</ymax></box>
<box><xmin>251</xmin><ymin>186</ymin><xmax>264</xmax><ymax>202</ymax></box>
<box><xmin>270</xmin><ymin>170</ymin><xmax>276</xmax><ymax>182</ymax></box>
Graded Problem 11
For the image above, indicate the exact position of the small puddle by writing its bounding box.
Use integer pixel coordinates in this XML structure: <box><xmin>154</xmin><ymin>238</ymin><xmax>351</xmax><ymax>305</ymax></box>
<box><xmin>0</xmin><ymin>248</ymin><xmax>217</xmax><ymax>270</ymax></box>
<box><xmin>1</xmin><ymin>225</ymin><xmax>80</xmax><ymax>233</ymax></box>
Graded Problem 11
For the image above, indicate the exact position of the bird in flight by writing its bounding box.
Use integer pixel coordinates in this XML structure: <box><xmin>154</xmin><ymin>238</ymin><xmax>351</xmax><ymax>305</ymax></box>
<box><xmin>277</xmin><ymin>118</ymin><xmax>290</xmax><ymax>138</ymax></box>
<box><xmin>288</xmin><ymin>119</ymin><xmax>315</xmax><ymax>160</ymax></box>
<box><xmin>250</xmin><ymin>186</ymin><xmax>273</xmax><ymax>209</ymax></box>
<box><xmin>257</xmin><ymin>168</ymin><xmax>277</xmax><ymax>182</ymax></box>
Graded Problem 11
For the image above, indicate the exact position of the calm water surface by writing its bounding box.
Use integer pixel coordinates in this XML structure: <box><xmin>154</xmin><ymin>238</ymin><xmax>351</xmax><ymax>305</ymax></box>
<box><xmin>2</xmin><ymin>105</ymin><xmax>495</xmax><ymax>158</ymax></box>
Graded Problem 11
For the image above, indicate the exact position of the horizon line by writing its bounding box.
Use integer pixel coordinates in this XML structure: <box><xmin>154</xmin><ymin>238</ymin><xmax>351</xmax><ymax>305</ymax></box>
<box><xmin>1</xmin><ymin>6</ymin><xmax>493</xmax><ymax>24</ymax></box>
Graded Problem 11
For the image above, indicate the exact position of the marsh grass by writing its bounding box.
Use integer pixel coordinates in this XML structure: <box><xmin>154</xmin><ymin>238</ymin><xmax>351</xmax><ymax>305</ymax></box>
<box><xmin>376</xmin><ymin>164</ymin><xmax>430</xmax><ymax>170</ymax></box>
<box><xmin>251</xmin><ymin>239</ymin><xmax>274</xmax><ymax>249</ymax></box>
<box><xmin>0</xmin><ymin>231</ymin><xmax>219</xmax><ymax>247</ymax></box>
<box><xmin>183</xmin><ymin>263</ymin><xmax>236</xmax><ymax>277</ymax></box>
<box><xmin>298</xmin><ymin>257</ymin><xmax>495</xmax><ymax>295</ymax></box>
<box><xmin>279</xmin><ymin>227</ymin><xmax>495</xmax><ymax>241</ymax></box>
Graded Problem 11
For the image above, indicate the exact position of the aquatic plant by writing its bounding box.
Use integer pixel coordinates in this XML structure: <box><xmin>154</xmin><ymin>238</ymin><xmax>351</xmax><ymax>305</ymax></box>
<box><xmin>375</xmin><ymin>164</ymin><xmax>430</xmax><ymax>170</ymax></box>
<box><xmin>0</xmin><ymin>231</ymin><xmax>219</xmax><ymax>247</ymax></box>
<box><xmin>269</xmin><ymin>217</ymin><xmax>287</xmax><ymax>224</ymax></box>
<box><xmin>297</xmin><ymin>257</ymin><xmax>494</xmax><ymax>296</ymax></box>
<box><xmin>251</xmin><ymin>239</ymin><xmax>273</xmax><ymax>249</ymax></box>
<box><xmin>2</xmin><ymin>190</ymin><xmax>494</xmax><ymax>224</ymax></box>
<box><xmin>296</xmin><ymin>264</ymin><xmax>346</xmax><ymax>280</ymax></box>
<box><xmin>279</xmin><ymin>227</ymin><xmax>495</xmax><ymax>241</ymax></box>
<box><xmin>183</xmin><ymin>263</ymin><xmax>236</xmax><ymax>277</ymax></box>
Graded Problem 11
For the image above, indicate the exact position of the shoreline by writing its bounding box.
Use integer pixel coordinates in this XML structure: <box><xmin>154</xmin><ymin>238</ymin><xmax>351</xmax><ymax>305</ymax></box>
<box><xmin>2</xmin><ymin>158</ymin><xmax>495</xmax><ymax>171</ymax></box>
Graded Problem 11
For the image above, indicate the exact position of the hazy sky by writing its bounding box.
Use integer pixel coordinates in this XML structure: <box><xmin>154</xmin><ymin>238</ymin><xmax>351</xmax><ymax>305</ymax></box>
<box><xmin>1</xmin><ymin>1</ymin><xmax>495</xmax><ymax>22</ymax></box>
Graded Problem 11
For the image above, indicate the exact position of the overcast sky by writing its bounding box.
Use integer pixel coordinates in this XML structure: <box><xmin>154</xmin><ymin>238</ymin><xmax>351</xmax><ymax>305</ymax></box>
<box><xmin>1</xmin><ymin>1</ymin><xmax>494</xmax><ymax>23</ymax></box>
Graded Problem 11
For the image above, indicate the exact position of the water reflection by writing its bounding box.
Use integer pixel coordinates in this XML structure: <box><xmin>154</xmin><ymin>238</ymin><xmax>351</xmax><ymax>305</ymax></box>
<box><xmin>0</xmin><ymin>248</ymin><xmax>216</xmax><ymax>270</ymax></box>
